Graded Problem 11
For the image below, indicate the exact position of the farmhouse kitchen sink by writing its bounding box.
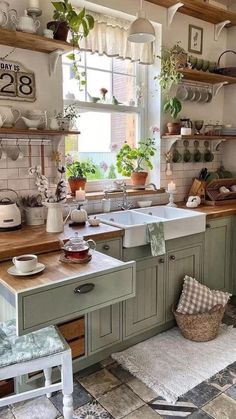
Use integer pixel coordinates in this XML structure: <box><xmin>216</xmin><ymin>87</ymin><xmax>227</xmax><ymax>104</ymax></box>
<box><xmin>99</xmin><ymin>207</ymin><xmax>206</xmax><ymax>248</ymax></box>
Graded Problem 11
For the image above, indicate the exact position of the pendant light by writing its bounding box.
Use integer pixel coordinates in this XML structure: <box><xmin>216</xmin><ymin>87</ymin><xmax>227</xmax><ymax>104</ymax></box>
<box><xmin>128</xmin><ymin>0</ymin><xmax>155</xmax><ymax>43</ymax></box>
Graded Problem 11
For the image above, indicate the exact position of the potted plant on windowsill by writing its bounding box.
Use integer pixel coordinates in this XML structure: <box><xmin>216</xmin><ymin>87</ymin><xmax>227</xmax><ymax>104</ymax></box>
<box><xmin>56</xmin><ymin>104</ymin><xmax>80</xmax><ymax>131</ymax></box>
<box><xmin>163</xmin><ymin>96</ymin><xmax>182</xmax><ymax>135</ymax></box>
<box><xmin>66</xmin><ymin>156</ymin><xmax>96</xmax><ymax>195</ymax></box>
<box><xmin>116</xmin><ymin>138</ymin><xmax>156</xmax><ymax>187</ymax></box>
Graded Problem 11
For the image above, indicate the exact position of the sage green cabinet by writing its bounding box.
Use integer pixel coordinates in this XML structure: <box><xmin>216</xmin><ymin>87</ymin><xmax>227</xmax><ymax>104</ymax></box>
<box><xmin>204</xmin><ymin>217</ymin><xmax>233</xmax><ymax>293</ymax></box>
<box><xmin>123</xmin><ymin>256</ymin><xmax>165</xmax><ymax>338</ymax></box>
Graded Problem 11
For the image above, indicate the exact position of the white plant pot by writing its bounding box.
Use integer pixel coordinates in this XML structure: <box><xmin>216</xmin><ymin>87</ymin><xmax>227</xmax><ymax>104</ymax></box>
<box><xmin>24</xmin><ymin>207</ymin><xmax>45</xmax><ymax>226</ymax></box>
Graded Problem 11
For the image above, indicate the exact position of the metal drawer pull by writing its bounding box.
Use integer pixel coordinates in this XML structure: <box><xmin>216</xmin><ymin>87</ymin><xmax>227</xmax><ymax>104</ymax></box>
<box><xmin>74</xmin><ymin>283</ymin><xmax>95</xmax><ymax>294</ymax></box>
<box><xmin>159</xmin><ymin>258</ymin><xmax>165</xmax><ymax>264</ymax></box>
<box><xmin>103</xmin><ymin>244</ymin><xmax>110</xmax><ymax>250</ymax></box>
<box><xmin>170</xmin><ymin>255</ymin><xmax>175</xmax><ymax>261</ymax></box>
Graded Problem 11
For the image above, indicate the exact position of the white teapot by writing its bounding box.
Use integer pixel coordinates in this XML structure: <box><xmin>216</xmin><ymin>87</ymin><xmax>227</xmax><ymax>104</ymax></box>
<box><xmin>0</xmin><ymin>106</ymin><xmax>21</xmax><ymax>128</ymax></box>
<box><xmin>0</xmin><ymin>1</ymin><xmax>17</xmax><ymax>28</ymax></box>
<box><xmin>12</xmin><ymin>10</ymin><xmax>40</xmax><ymax>33</ymax></box>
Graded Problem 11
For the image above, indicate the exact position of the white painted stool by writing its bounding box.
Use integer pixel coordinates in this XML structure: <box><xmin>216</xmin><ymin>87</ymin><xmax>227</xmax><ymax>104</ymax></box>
<box><xmin>0</xmin><ymin>319</ymin><xmax>73</xmax><ymax>419</ymax></box>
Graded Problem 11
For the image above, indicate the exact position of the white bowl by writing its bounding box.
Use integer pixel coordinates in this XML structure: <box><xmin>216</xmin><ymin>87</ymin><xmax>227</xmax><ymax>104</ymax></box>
<box><xmin>137</xmin><ymin>200</ymin><xmax>152</xmax><ymax>208</ymax></box>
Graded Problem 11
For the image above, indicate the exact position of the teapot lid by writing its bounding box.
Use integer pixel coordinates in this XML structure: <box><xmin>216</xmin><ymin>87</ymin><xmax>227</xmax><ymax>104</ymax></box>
<box><xmin>63</xmin><ymin>232</ymin><xmax>88</xmax><ymax>251</ymax></box>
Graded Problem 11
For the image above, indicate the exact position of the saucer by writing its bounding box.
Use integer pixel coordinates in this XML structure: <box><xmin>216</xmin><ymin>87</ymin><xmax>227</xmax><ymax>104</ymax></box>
<box><xmin>59</xmin><ymin>254</ymin><xmax>92</xmax><ymax>264</ymax></box>
<box><xmin>7</xmin><ymin>263</ymin><xmax>45</xmax><ymax>277</ymax></box>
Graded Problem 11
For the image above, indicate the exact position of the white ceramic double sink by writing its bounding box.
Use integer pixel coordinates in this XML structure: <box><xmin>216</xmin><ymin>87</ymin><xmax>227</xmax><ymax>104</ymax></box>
<box><xmin>99</xmin><ymin>206</ymin><xmax>206</xmax><ymax>248</ymax></box>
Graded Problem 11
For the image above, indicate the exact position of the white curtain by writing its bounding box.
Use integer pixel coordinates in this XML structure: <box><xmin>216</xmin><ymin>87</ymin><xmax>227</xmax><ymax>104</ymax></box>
<box><xmin>80</xmin><ymin>12</ymin><xmax>155</xmax><ymax>65</ymax></box>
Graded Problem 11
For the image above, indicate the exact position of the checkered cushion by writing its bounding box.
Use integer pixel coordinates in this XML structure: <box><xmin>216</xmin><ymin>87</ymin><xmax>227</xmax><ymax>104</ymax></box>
<box><xmin>176</xmin><ymin>276</ymin><xmax>231</xmax><ymax>314</ymax></box>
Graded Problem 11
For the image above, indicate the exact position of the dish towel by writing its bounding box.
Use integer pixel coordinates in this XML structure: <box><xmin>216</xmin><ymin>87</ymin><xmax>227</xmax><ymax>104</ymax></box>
<box><xmin>147</xmin><ymin>222</ymin><xmax>166</xmax><ymax>257</ymax></box>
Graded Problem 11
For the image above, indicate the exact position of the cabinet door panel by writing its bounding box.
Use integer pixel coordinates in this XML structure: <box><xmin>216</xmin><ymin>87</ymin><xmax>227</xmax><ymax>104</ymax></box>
<box><xmin>204</xmin><ymin>218</ymin><xmax>232</xmax><ymax>292</ymax></box>
<box><xmin>166</xmin><ymin>245</ymin><xmax>201</xmax><ymax>321</ymax></box>
<box><xmin>123</xmin><ymin>257</ymin><xmax>165</xmax><ymax>338</ymax></box>
<box><xmin>89</xmin><ymin>304</ymin><xmax>121</xmax><ymax>353</ymax></box>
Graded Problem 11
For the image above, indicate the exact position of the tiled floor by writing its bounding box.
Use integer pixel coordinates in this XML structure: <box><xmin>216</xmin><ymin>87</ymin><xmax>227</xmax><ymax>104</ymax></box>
<box><xmin>2</xmin><ymin>305</ymin><xmax>236</xmax><ymax>419</ymax></box>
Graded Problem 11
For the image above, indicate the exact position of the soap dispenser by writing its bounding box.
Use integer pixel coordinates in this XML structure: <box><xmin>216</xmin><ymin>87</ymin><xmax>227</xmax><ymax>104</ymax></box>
<box><xmin>102</xmin><ymin>191</ymin><xmax>111</xmax><ymax>213</ymax></box>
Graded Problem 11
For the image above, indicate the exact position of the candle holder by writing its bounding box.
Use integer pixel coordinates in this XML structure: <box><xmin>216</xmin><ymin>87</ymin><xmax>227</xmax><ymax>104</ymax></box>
<box><xmin>27</xmin><ymin>7</ymin><xmax>42</xmax><ymax>20</ymax></box>
<box><xmin>166</xmin><ymin>189</ymin><xmax>177</xmax><ymax>207</ymax></box>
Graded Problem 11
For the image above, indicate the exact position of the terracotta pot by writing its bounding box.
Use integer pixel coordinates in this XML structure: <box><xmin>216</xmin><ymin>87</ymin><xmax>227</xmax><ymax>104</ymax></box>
<box><xmin>47</xmin><ymin>21</ymin><xmax>69</xmax><ymax>42</ymax></box>
<box><xmin>68</xmin><ymin>178</ymin><xmax>87</xmax><ymax>196</ymax></box>
<box><xmin>167</xmin><ymin>122</ymin><xmax>180</xmax><ymax>135</ymax></box>
<box><xmin>131</xmin><ymin>171</ymin><xmax>148</xmax><ymax>187</ymax></box>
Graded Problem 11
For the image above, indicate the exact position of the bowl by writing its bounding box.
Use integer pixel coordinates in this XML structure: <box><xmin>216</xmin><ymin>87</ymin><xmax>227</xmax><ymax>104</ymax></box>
<box><xmin>137</xmin><ymin>200</ymin><xmax>152</xmax><ymax>208</ymax></box>
<box><xmin>88</xmin><ymin>217</ymin><xmax>101</xmax><ymax>227</ymax></box>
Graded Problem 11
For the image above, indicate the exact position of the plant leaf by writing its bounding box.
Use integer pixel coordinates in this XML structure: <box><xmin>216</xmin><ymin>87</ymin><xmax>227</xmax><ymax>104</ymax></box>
<box><xmin>52</xmin><ymin>2</ymin><xmax>65</xmax><ymax>12</ymax></box>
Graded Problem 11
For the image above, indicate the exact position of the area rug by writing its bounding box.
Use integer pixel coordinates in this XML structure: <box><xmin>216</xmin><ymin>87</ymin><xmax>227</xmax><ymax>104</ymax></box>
<box><xmin>112</xmin><ymin>326</ymin><xmax>236</xmax><ymax>404</ymax></box>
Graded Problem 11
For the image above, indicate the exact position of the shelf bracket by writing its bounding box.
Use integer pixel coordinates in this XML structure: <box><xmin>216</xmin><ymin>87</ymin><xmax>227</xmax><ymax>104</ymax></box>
<box><xmin>49</xmin><ymin>49</ymin><xmax>64</xmax><ymax>76</ymax></box>
<box><xmin>167</xmin><ymin>2</ymin><xmax>184</xmax><ymax>26</ymax></box>
<box><xmin>213</xmin><ymin>81</ymin><xmax>228</xmax><ymax>96</ymax></box>
<box><xmin>214</xmin><ymin>20</ymin><xmax>230</xmax><ymax>41</ymax></box>
<box><xmin>162</xmin><ymin>136</ymin><xmax>181</xmax><ymax>153</ymax></box>
<box><xmin>214</xmin><ymin>138</ymin><xmax>226</xmax><ymax>151</ymax></box>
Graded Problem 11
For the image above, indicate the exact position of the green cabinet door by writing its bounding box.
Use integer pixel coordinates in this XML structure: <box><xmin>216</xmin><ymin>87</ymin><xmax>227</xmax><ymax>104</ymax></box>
<box><xmin>204</xmin><ymin>217</ymin><xmax>233</xmax><ymax>293</ymax></box>
<box><xmin>123</xmin><ymin>256</ymin><xmax>165</xmax><ymax>339</ymax></box>
<box><xmin>166</xmin><ymin>243</ymin><xmax>202</xmax><ymax>321</ymax></box>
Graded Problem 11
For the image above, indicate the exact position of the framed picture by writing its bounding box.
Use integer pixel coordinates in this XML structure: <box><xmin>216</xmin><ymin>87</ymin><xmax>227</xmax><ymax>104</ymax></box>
<box><xmin>188</xmin><ymin>25</ymin><xmax>203</xmax><ymax>55</ymax></box>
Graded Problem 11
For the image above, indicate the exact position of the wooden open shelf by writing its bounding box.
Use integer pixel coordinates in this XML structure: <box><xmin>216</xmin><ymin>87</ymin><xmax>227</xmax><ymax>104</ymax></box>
<box><xmin>163</xmin><ymin>134</ymin><xmax>236</xmax><ymax>140</ymax></box>
<box><xmin>179</xmin><ymin>68</ymin><xmax>236</xmax><ymax>85</ymax></box>
<box><xmin>0</xmin><ymin>128</ymin><xmax>80</xmax><ymax>137</ymax></box>
<box><xmin>147</xmin><ymin>0</ymin><xmax>236</xmax><ymax>26</ymax></box>
<box><xmin>0</xmin><ymin>28</ymin><xmax>73</xmax><ymax>54</ymax></box>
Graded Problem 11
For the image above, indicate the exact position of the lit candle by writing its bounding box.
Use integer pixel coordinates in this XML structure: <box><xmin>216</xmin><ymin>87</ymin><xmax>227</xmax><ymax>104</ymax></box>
<box><xmin>167</xmin><ymin>181</ymin><xmax>176</xmax><ymax>192</ymax></box>
<box><xmin>76</xmin><ymin>188</ymin><xmax>86</xmax><ymax>201</ymax></box>
<box><xmin>28</xmin><ymin>0</ymin><xmax>40</xmax><ymax>8</ymax></box>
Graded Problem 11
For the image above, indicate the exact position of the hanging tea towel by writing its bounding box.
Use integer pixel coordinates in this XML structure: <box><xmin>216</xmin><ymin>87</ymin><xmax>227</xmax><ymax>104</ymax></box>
<box><xmin>147</xmin><ymin>222</ymin><xmax>166</xmax><ymax>257</ymax></box>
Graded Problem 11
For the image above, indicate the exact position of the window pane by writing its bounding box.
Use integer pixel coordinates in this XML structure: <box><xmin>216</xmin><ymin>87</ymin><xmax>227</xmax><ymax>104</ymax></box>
<box><xmin>62</xmin><ymin>64</ymin><xmax>85</xmax><ymax>101</ymax></box>
<box><xmin>86</xmin><ymin>52</ymin><xmax>111</xmax><ymax>71</ymax></box>
<box><xmin>86</xmin><ymin>69</ymin><xmax>112</xmax><ymax>101</ymax></box>
<box><xmin>113</xmin><ymin>58</ymin><xmax>136</xmax><ymax>75</ymax></box>
<box><xmin>65</xmin><ymin>112</ymin><xmax>138</xmax><ymax>180</ymax></box>
<box><xmin>113</xmin><ymin>73</ymin><xmax>136</xmax><ymax>104</ymax></box>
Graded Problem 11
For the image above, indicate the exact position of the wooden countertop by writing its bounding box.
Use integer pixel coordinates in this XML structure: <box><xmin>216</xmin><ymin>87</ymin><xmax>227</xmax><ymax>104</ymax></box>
<box><xmin>0</xmin><ymin>223</ymin><xmax>123</xmax><ymax>262</ymax></box>
<box><xmin>0</xmin><ymin>250</ymin><xmax>126</xmax><ymax>296</ymax></box>
<box><xmin>178</xmin><ymin>203</ymin><xmax>236</xmax><ymax>219</ymax></box>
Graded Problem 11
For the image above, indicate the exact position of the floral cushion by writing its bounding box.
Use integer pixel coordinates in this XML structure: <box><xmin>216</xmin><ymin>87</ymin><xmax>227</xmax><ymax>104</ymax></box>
<box><xmin>0</xmin><ymin>319</ymin><xmax>66</xmax><ymax>368</ymax></box>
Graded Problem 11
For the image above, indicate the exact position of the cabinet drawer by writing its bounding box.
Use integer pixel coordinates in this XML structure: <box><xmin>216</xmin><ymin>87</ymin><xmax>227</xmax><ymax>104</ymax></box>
<box><xmin>58</xmin><ymin>317</ymin><xmax>85</xmax><ymax>341</ymax></box>
<box><xmin>21</xmin><ymin>263</ymin><xmax>135</xmax><ymax>332</ymax></box>
<box><xmin>69</xmin><ymin>337</ymin><xmax>85</xmax><ymax>359</ymax></box>
<box><xmin>96</xmin><ymin>239</ymin><xmax>121</xmax><ymax>259</ymax></box>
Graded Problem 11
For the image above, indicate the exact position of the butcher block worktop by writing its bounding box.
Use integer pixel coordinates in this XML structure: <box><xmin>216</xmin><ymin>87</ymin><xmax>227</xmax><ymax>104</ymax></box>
<box><xmin>0</xmin><ymin>223</ymin><xmax>123</xmax><ymax>261</ymax></box>
<box><xmin>178</xmin><ymin>203</ymin><xmax>236</xmax><ymax>219</ymax></box>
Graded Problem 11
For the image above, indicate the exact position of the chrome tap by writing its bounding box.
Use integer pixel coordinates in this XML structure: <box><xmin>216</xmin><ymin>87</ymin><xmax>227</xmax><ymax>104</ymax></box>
<box><xmin>119</xmin><ymin>183</ymin><xmax>133</xmax><ymax>211</ymax></box>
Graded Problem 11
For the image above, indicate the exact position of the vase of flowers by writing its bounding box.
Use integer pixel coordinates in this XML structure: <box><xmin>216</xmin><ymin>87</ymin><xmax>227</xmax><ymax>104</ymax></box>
<box><xmin>66</xmin><ymin>155</ymin><xmax>96</xmax><ymax>195</ymax></box>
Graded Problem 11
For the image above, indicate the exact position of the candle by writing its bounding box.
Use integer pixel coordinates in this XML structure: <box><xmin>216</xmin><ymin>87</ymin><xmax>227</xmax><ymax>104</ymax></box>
<box><xmin>76</xmin><ymin>188</ymin><xmax>86</xmax><ymax>201</ymax></box>
<box><xmin>167</xmin><ymin>181</ymin><xmax>176</xmax><ymax>192</ymax></box>
<box><xmin>28</xmin><ymin>0</ymin><xmax>40</xmax><ymax>8</ymax></box>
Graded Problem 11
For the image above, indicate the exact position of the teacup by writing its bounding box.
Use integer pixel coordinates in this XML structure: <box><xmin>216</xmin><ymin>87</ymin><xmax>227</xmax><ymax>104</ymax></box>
<box><xmin>12</xmin><ymin>254</ymin><xmax>38</xmax><ymax>273</ymax></box>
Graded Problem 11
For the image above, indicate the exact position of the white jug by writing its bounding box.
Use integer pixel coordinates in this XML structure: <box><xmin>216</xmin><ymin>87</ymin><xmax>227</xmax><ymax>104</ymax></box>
<box><xmin>0</xmin><ymin>10</ymin><xmax>7</xmax><ymax>27</ymax></box>
<box><xmin>0</xmin><ymin>113</ymin><xmax>7</xmax><ymax>128</ymax></box>
<box><xmin>0</xmin><ymin>1</ymin><xmax>17</xmax><ymax>28</ymax></box>
<box><xmin>0</xmin><ymin>106</ymin><xmax>21</xmax><ymax>127</ymax></box>
<box><xmin>12</xmin><ymin>10</ymin><xmax>40</xmax><ymax>33</ymax></box>
<box><xmin>44</xmin><ymin>203</ymin><xmax>71</xmax><ymax>233</ymax></box>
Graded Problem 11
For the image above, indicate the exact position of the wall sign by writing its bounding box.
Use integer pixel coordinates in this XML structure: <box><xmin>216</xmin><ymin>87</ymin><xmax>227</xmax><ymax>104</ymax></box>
<box><xmin>0</xmin><ymin>60</ymin><xmax>36</xmax><ymax>102</ymax></box>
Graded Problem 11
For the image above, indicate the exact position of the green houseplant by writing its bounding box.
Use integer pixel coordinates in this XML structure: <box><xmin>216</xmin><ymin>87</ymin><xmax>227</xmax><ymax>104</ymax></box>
<box><xmin>66</xmin><ymin>156</ymin><xmax>96</xmax><ymax>195</ymax></box>
<box><xmin>155</xmin><ymin>43</ymin><xmax>186</xmax><ymax>92</ymax></box>
<box><xmin>116</xmin><ymin>138</ymin><xmax>156</xmax><ymax>187</ymax></box>
<box><xmin>163</xmin><ymin>96</ymin><xmax>182</xmax><ymax>135</ymax></box>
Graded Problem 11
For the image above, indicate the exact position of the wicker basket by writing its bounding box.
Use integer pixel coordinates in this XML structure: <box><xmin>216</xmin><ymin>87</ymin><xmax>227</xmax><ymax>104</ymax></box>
<box><xmin>173</xmin><ymin>304</ymin><xmax>226</xmax><ymax>342</ymax></box>
<box><xmin>215</xmin><ymin>50</ymin><xmax>236</xmax><ymax>77</ymax></box>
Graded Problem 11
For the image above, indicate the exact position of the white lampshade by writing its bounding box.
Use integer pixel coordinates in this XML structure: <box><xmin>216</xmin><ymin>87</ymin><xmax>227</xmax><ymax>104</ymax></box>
<box><xmin>128</xmin><ymin>9</ymin><xmax>155</xmax><ymax>44</ymax></box>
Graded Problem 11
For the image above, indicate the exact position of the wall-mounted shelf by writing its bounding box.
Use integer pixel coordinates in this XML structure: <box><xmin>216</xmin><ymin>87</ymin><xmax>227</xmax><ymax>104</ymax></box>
<box><xmin>163</xmin><ymin>134</ymin><xmax>236</xmax><ymax>140</ymax></box>
<box><xmin>64</xmin><ymin>99</ymin><xmax>141</xmax><ymax>114</ymax></box>
<box><xmin>0</xmin><ymin>128</ymin><xmax>80</xmax><ymax>137</ymax></box>
<box><xmin>179</xmin><ymin>69</ymin><xmax>236</xmax><ymax>86</ymax></box>
<box><xmin>147</xmin><ymin>0</ymin><xmax>236</xmax><ymax>26</ymax></box>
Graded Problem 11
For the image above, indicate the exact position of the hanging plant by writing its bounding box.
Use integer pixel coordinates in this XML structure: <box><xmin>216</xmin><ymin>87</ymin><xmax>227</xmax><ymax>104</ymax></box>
<box><xmin>155</xmin><ymin>43</ymin><xmax>186</xmax><ymax>92</ymax></box>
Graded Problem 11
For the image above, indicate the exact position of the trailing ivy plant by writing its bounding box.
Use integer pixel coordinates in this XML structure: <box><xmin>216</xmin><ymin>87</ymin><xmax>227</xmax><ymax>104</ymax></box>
<box><xmin>52</xmin><ymin>0</ymin><xmax>94</xmax><ymax>86</ymax></box>
<box><xmin>116</xmin><ymin>138</ymin><xmax>156</xmax><ymax>177</ymax></box>
<box><xmin>155</xmin><ymin>43</ymin><xmax>186</xmax><ymax>92</ymax></box>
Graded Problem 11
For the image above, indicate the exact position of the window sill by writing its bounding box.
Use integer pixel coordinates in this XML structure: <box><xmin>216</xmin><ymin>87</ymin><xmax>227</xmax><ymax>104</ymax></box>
<box><xmin>67</xmin><ymin>188</ymin><xmax>165</xmax><ymax>202</ymax></box>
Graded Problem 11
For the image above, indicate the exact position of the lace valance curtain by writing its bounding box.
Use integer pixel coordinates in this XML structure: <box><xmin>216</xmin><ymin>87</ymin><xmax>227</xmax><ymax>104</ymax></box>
<box><xmin>80</xmin><ymin>12</ymin><xmax>155</xmax><ymax>65</ymax></box>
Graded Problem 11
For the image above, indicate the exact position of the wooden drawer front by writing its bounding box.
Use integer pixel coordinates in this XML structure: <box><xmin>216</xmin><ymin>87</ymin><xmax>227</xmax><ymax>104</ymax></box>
<box><xmin>58</xmin><ymin>317</ymin><xmax>85</xmax><ymax>341</ymax></box>
<box><xmin>69</xmin><ymin>337</ymin><xmax>85</xmax><ymax>359</ymax></box>
<box><xmin>96</xmin><ymin>239</ymin><xmax>121</xmax><ymax>260</ymax></box>
<box><xmin>22</xmin><ymin>264</ymin><xmax>135</xmax><ymax>331</ymax></box>
<box><xmin>0</xmin><ymin>379</ymin><xmax>14</xmax><ymax>397</ymax></box>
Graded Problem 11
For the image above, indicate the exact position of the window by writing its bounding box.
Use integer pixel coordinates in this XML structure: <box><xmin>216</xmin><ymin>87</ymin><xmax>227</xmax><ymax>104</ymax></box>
<box><xmin>63</xmin><ymin>51</ymin><xmax>145</xmax><ymax>188</ymax></box>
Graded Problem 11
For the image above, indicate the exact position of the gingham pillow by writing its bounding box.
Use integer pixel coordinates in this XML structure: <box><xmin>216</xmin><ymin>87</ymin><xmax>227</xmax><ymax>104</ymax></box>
<box><xmin>177</xmin><ymin>276</ymin><xmax>231</xmax><ymax>314</ymax></box>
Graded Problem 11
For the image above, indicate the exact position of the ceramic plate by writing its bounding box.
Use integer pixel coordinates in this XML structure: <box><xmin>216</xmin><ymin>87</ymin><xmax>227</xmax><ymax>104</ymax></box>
<box><xmin>7</xmin><ymin>263</ymin><xmax>45</xmax><ymax>277</ymax></box>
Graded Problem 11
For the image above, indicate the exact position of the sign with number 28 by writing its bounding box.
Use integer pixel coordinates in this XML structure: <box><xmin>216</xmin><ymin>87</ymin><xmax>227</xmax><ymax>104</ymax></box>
<box><xmin>0</xmin><ymin>60</ymin><xmax>36</xmax><ymax>102</ymax></box>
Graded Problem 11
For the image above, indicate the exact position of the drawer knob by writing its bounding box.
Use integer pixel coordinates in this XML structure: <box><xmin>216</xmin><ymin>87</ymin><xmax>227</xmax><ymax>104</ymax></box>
<box><xmin>170</xmin><ymin>255</ymin><xmax>175</xmax><ymax>261</ymax></box>
<box><xmin>103</xmin><ymin>244</ymin><xmax>110</xmax><ymax>250</ymax></box>
<box><xmin>159</xmin><ymin>258</ymin><xmax>165</xmax><ymax>264</ymax></box>
<box><xmin>206</xmin><ymin>223</ymin><xmax>211</xmax><ymax>229</ymax></box>
<box><xmin>74</xmin><ymin>283</ymin><xmax>95</xmax><ymax>294</ymax></box>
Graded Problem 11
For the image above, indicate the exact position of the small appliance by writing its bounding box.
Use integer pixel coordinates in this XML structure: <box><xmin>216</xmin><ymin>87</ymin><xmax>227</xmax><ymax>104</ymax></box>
<box><xmin>0</xmin><ymin>189</ymin><xmax>22</xmax><ymax>231</ymax></box>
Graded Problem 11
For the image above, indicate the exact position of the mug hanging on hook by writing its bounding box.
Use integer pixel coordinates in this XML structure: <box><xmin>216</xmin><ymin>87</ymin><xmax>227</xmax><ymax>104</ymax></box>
<box><xmin>0</xmin><ymin>140</ymin><xmax>7</xmax><ymax>160</ymax></box>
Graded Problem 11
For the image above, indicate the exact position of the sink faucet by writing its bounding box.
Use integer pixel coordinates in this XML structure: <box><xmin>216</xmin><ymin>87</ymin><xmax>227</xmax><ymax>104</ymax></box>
<box><xmin>146</xmin><ymin>183</ymin><xmax>158</xmax><ymax>191</ymax></box>
<box><xmin>119</xmin><ymin>183</ymin><xmax>133</xmax><ymax>211</ymax></box>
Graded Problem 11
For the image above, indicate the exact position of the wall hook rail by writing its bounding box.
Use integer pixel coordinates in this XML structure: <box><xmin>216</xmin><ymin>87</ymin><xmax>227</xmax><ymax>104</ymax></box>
<box><xmin>167</xmin><ymin>2</ymin><xmax>184</xmax><ymax>27</ymax></box>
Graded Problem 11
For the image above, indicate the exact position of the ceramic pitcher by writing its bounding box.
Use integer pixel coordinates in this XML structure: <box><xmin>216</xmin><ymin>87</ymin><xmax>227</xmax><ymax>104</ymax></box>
<box><xmin>44</xmin><ymin>202</ymin><xmax>71</xmax><ymax>233</ymax></box>
<box><xmin>12</xmin><ymin>10</ymin><xmax>40</xmax><ymax>33</ymax></box>
<box><xmin>0</xmin><ymin>1</ymin><xmax>17</xmax><ymax>28</ymax></box>
<box><xmin>0</xmin><ymin>106</ymin><xmax>21</xmax><ymax>127</ymax></box>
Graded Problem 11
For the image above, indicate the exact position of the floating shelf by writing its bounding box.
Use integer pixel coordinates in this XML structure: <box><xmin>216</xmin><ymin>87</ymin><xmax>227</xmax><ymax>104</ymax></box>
<box><xmin>64</xmin><ymin>100</ymin><xmax>141</xmax><ymax>114</ymax></box>
<box><xmin>147</xmin><ymin>0</ymin><xmax>236</xmax><ymax>26</ymax></box>
<box><xmin>179</xmin><ymin>69</ymin><xmax>236</xmax><ymax>86</ymax></box>
<box><xmin>0</xmin><ymin>28</ymin><xmax>72</xmax><ymax>54</ymax></box>
<box><xmin>162</xmin><ymin>134</ymin><xmax>236</xmax><ymax>140</ymax></box>
<box><xmin>0</xmin><ymin>128</ymin><xmax>80</xmax><ymax>137</ymax></box>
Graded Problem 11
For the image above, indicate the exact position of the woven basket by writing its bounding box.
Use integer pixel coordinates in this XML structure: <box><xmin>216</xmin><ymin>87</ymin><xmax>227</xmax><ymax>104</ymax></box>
<box><xmin>215</xmin><ymin>50</ymin><xmax>236</xmax><ymax>77</ymax></box>
<box><xmin>173</xmin><ymin>304</ymin><xmax>226</xmax><ymax>342</ymax></box>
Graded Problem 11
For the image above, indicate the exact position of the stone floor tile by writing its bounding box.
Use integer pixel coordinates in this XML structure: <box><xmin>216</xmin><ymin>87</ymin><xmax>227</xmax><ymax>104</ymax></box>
<box><xmin>73</xmin><ymin>400</ymin><xmax>112</xmax><ymax>418</ymax></box>
<box><xmin>108</xmin><ymin>364</ymin><xmax>134</xmax><ymax>383</ymax></box>
<box><xmin>100</xmin><ymin>357</ymin><xmax>116</xmax><ymax>368</ymax></box>
<box><xmin>207</xmin><ymin>367</ymin><xmax>236</xmax><ymax>391</ymax></box>
<box><xmin>0</xmin><ymin>408</ymin><xmax>15</xmax><ymax>419</ymax></box>
<box><xmin>203</xmin><ymin>393</ymin><xmax>236</xmax><ymax>418</ymax></box>
<box><xmin>182</xmin><ymin>381</ymin><xmax>221</xmax><ymax>407</ymax></box>
<box><xmin>225</xmin><ymin>384</ymin><xmax>236</xmax><ymax>400</ymax></box>
<box><xmin>79</xmin><ymin>368</ymin><xmax>121</xmax><ymax>398</ymax></box>
<box><xmin>149</xmin><ymin>397</ymin><xmax>197</xmax><ymax>418</ymax></box>
<box><xmin>98</xmin><ymin>384</ymin><xmax>144</xmax><ymax>419</ymax></box>
<box><xmin>126</xmin><ymin>378</ymin><xmax>158</xmax><ymax>403</ymax></box>
<box><xmin>11</xmin><ymin>396</ymin><xmax>60</xmax><ymax>419</ymax></box>
<box><xmin>50</xmin><ymin>381</ymin><xmax>92</xmax><ymax>414</ymax></box>
<box><xmin>187</xmin><ymin>410</ymin><xmax>213</xmax><ymax>418</ymax></box>
<box><xmin>74</xmin><ymin>363</ymin><xmax>102</xmax><ymax>380</ymax></box>
<box><xmin>123</xmin><ymin>404</ymin><xmax>162</xmax><ymax>418</ymax></box>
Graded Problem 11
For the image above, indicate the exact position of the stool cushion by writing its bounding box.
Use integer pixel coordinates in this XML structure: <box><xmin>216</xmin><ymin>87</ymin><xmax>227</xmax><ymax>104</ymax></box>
<box><xmin>0</xmin><ymin>320</ymin><xmax>66</xmax><ymax>368</ymax></box>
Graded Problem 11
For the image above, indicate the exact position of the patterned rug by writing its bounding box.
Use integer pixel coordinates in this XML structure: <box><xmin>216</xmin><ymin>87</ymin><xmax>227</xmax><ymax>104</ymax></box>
<box><xmin>112</xmin><ymin>325</ymin><xmax>236</xmax><ymax>404</ymax></box>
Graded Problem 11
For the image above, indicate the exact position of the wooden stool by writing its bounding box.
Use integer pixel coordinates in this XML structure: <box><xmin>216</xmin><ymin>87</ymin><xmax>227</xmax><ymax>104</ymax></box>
<box><xmin>0</xmin><ymin>320</ymin><xmax>73</xmax><ymax>419</ymax></box>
